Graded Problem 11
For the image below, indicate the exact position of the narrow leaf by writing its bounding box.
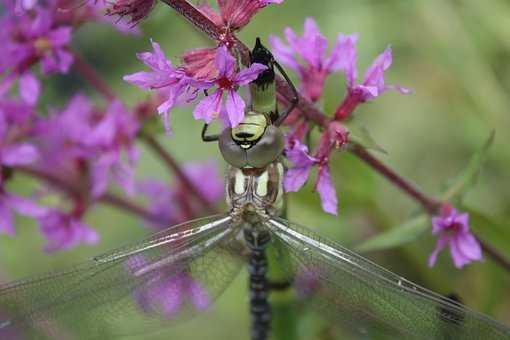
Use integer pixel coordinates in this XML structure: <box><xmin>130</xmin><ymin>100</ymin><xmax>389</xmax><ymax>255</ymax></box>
<box><xmin>346</xmin><ymin>124</ymin><xmax>387</xmax><ymax>154</ymax></box>
<box><xmin>441</xmin><ymin>131</ymin><xmax>495</xmax><ymax>201</ymax></box>
<box><xmin>356</xmin><ymin>215</ymin><xmax>429</xmax><ymax>253</ymax></box>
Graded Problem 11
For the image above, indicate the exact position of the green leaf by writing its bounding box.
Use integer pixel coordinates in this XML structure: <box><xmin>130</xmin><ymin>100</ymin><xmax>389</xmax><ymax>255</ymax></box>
<box><xmin>346</xmin><ymin>123</ymin><xmax>387</xmax><ymax>154</ymax></box>
<box><xmin>356</xmin><ymin>215</ymin><xmax>429</xmax><ymax>253</ymax></box>
<box><xmin>441</xmin><ymin>131</ymin><xmax>495</xmax><ymax>201</ymax></box>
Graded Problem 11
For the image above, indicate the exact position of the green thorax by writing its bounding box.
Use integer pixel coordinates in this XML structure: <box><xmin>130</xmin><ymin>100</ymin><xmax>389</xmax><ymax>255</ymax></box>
<box><xmin>250</xmin><ymin>81</ymin><xmax>277</xmax><ymax>115</ymax></box>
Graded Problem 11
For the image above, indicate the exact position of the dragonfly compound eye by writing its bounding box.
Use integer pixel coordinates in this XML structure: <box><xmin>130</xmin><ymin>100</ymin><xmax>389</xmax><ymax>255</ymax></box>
<box><xmin>219</xmin><ymin>124</ymin><xmax>284</xmax><ymax>169</ymax></box>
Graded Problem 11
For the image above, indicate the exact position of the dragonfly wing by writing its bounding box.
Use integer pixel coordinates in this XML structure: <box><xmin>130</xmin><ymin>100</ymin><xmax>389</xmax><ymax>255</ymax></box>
<box><xmin>0</xmin><ymin>214</ymin><xmax>243</xmax><ymax>340</ymax></box>
<box><xmin>266</xmin><ymin>218</ymin><xmax>510</xmax><ymax>340</ymax></box>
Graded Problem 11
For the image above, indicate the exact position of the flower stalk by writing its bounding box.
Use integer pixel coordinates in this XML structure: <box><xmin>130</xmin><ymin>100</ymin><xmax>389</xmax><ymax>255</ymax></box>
<box><xmin>16</xmin><ymin>166</ymin><xmax>164</xmax><ymax>224</ymax></box>
<box><xmin>141</xmin><ymin>134</ymin><xmax>219</xmax><ymax>215</ymax></box>
<box><xmin>158</xmin><ymin>0</ymin><xmax>510</xmax><ymax>273</ymax></box>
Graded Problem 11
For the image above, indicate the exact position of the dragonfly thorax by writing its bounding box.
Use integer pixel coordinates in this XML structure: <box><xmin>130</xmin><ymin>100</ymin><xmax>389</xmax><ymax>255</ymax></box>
<box><xmin>226</xmin><ymin>162</ymin><xmax>284</xmax><ymax>219</ymax></box>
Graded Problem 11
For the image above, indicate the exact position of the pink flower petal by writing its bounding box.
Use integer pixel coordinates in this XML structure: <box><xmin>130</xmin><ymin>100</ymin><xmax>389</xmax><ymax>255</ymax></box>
<box><xmin>326</xmin><ymin>33</ymin><xmax>358</xmax><ymax>83</ymax></box>
<box><xmin>269</xmin><ymin>35</ymin><xmax>300</xmax><ymax>72</ymax></box>
<box><xmin>316</xmin><ymin>165</ymin><xmax>338</xmax><ymax>215</ymax></box>
<box><xmin>8</xmin><ymin>194</ymin><xmax>47</xmax><ymax>217</ymax></box>
<box><xmin>455</xmin><ymin>232</ymin><xmax>482</xmax><ymax>262</ymax></box>
<box><xmin>363</xmin><ymin>46</ymin><xmax>392</xmax><ymax>89</ymax></box>
<box><xmin>428</xmin><ymin>234</ymin><xmax>449</xmax><ymax>267</ymax></box>
<box><xmin>215</xmin><ymin>46</ymin><xmax>236</xmax><ymax>78</ymax></box>
<box><xmin>193</xmin><ymin>89</ymin><xmax>223</xmax><ymax>124</ymax></box>
<box><xmin>284</xmin><ymin>165</ymin><xmax>312</xmax><ymax>192</ymax></box>
<box><xmin>234</xmin><ymin>63</ymin><xmax>267</xmax><ymax>85</ymax></box>
<box><xmin>2</xmin><ymin>143</ymin><xmax>38</xmax><ymax>166</ymax></box>
<box><xmin>0</xmin><ymin>204</ymin><xmax>15</xmax><ymax>236</ymax></box>
<box><xmin>188</xmin><ymin>279</ymin><xmax>210</xmax><ymax>311</ymax></box>
<box><xmin>225</xmin><ymin>89</ymin><xmax>245</xmax><ymax>127</ymax></box>
<box><xmin>19</xmin><ymin>72</ymin><xmax>40</xmax><ymax>105</ymax></box>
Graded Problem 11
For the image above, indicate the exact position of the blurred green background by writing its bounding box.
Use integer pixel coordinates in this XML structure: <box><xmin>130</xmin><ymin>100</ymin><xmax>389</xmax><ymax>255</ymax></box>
<box><xmin>1</xmin><ymin>0</ymin><xmax>510</xmax><ymax>339</ymax></box>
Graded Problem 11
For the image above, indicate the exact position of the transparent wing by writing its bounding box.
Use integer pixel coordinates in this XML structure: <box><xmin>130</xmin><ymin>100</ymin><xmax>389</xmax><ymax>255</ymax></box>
<box><xmin>266</xmin><ymin>218</ymin><xmax>510</xmax><ymax>340</ymax></box>
<box><xmin>0</xmin><ymin>215</ymin><xmax>243</xmax><ymax>340</ymax></box>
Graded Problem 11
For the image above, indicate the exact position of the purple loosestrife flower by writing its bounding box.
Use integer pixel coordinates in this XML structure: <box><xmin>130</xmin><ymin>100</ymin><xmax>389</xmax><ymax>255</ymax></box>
<box><xmin>127</xmin><ymin>257</ymin><xmax>209</xmax><ymax>318</ymax></box>
<box><xmin>284</xmin><ymin>122</ymin><xmax>347</xmax><ymax>215</ymax></box>
<box><xmin>138</xmin><ymin>160</ymin><xmax>224</xmax><ymax>229</ymax></box>
<box><xmin>284</xmin><ymin>139</ymin><xmax>318</xmax><ymax>193</ymax></box>
<box><xmin>0</xmin><ymin>111</ymin><xmax>39</xmax><ymax>172</ymax></box>
<box><xmin>0</xmin><ymin>192</ymin><xmax>47</xmax><ymax>235</ymax></box>
<box><xmin>199</xmin><ymin>0</ymin><xmax>283</xmax><ymax>32</ymax></box>
<box><xmin>38</xmin><ymin>209</ymin><xmax>99</xmax><ymax>252</ymax></box>
<box><xmin>35</xmin><ymin>95</ymin><xmax>139</xmax><ymax>198</ymax></box>
<box><xmin>193</xmin><ymin>45</ymin><xmax>267</xmax><ymax>127</ymax></box>
<box><xmin>15</xmin><ymin>0</ymin><xmax>37</xmax><ymax>13</ymax></box>
<box><xmin>86</xmin><ymin>100</ymin><xmax>140</xmax><ymax>198</ymax></box>
<box><xmin>105</xmin><ymin>0</ymin><xmax>156</xmax><ymax>25</ymax></box>
<box><xmin>124</xmin><ymin>40</ymin><xmax>200</xmax><ymax>133</ymax></box>
<box><xmin>33</xmin><ymin>94</ymin><xmax>95</xmax><ymax>177</ymax></box>
<box><xmin>335</xmin><ymin>44</ymin><xmax>410</xmax><ymax>120</ymax></box>
<box><xmin>428</xmin><ymin>204</ymin><xmax>482</xmax><ymax>268</ymax></box>
<box><xmin>270</xmin><ymin>18</ymin><xmax>352</xmax><ymax>102</ymax></box>
<box><xmin>0</xmin><ymin>6</ymin><xmax>73</xmax><ymax>102</ymax></box>
<box><xmin>135</xmin><ymin>271</ymin><xmax>209</xmax><ymax>318</ymax></box>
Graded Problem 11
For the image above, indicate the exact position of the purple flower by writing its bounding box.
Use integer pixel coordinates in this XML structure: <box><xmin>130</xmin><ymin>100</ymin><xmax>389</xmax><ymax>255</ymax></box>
<box><xmin>193</xmin><ymin>45</ymin><xmax>267</xmax><ymax>127</ymax></box>
<box><xmin>295</xmin><ymin>268</ymin><xmax>320</xmax><ymax>299</ymax></box>
<box><xmin>104</xmin><ymin>0</ymin><xmax>156</xmax><ymax>25</ymax></box>
<box><xmin>34</xmin><ymin>96</ymin><xmax>139</xmax><ymax>198</ymax></box>
<box><xmin>345</xmin><ymin>46</ymin><xmax>411</xmax><ymax>101</ymax></box>
<box><xmin>137</xmin><ymin>160</ymin><xmax>224</xmax><ymax>229</ymax></box>
<box><xmin>199</xmin><ymin>0</ymin><xmax>284</xmax><ymax>32</ymax></box>
<box><xmin>86</xmin><ymin>100</ymin><xmax>140</xmax><ymax>198</ymax></box>
<box><xmin>38</xmin><ymin>209</ymin><xmax>99</xmax><ymax>252</ymax></box>
<box><xmin>0</xmin><ymin>110</ymin><xmax>39</xmax><ymax>170</ymax></box>
<box><xmin>124</xmin><ymin>40</ymin><xmax>199</xmax><ymax>133</ymax></box>
<box><xmin>131</xmin><ymin>268</ymin><xmax>210</xmax><ymax>318</ymax></box>
<box><xmin>33</xmin><ymin>94</ymin><xmax>95</xmax><ymax>175</ymax></box>
<box><xmin>0</xmin><ymin>192</ymin><xmax>47</xmax><ymax>235</ymax></box>
<box><xmin>335</xmin><ymin>43</ymin><xmax>411</xmax><ymax>119</ymax></box>
<box><xmin>270</xmin><ymin>18</ymin><xmax>352</xmax><ymax>102</ymax></box>
<box><xmin>0</xmin><ymin>6</ymin><xmax>73</xmax><ymax>103</ymax></box>
<box><xmin>15</xmin><ymin>0</ymin><xmax>38</xmax><ymax>13</ymax></box>
<box><xmin>284</xmin><ymin>139</ymin><xmax>317</xmax><ymax>192</ymax></box>
<box><xmin>284</xmin><ymin>138</ymin><xmax>338</xmax><ymax>215</ymax></box>
<box><xmin>315</xmin><ymin>165</ymin><xmax>337</xmax><ymax>215</ymax></box>
<box><xmin>428</xmin><ymin>205</ymin><xmax>482</xmax><ymax>268</ymax></box>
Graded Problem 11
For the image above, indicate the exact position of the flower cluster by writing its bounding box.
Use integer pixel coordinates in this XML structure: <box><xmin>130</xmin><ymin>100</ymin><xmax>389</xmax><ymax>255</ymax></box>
<box><xmin>0</xmin><ymin>0</ymin><xmax>490</xmax><ymax>280</ymax></box>
<box><xmin>0</xmin><ymin>0</ymin><xmax>231</xmax><ymax>255</ymax></box>
<box><xmin>428</xmin><ymin>204</ymin><xmax>482</xmax><ymax>268</ymax></box>
<box><xmin>267</xmin><ymin>18</ymin><xmax>408</xmax><ymax>215</ymax></box>
<box><xmin>138</xmin><ymin>160</ymin><xmax>224</xmax><ymax>229</ymax></box>
<box><xmin>125</xmin><ymin>43</ymin><xmax>267</xmax><ymax>129</ymax></box>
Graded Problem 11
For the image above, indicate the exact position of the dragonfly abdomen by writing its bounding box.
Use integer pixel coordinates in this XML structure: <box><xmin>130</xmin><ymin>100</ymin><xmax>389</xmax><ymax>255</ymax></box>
<box><xmin>245</xmin><ymin>227</ymin><xmax>271</xmax><ymax>340</ymax></box>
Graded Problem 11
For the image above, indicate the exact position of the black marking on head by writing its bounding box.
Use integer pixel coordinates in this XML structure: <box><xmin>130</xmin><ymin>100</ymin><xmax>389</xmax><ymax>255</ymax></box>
<box><xmin>251</xmin><ymin>37</ymin><xmax>275</xmax><ymax>87</ymax></box>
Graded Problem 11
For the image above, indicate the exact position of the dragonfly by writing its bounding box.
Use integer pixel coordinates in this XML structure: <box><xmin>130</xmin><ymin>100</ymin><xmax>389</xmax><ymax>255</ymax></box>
<box><xmin>0</xmin><ymin>39</ymin><xmax>509</xmax><ymax>340</ymax></box>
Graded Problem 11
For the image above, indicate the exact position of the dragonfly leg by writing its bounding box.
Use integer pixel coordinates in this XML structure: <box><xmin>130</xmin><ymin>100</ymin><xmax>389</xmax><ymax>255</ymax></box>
<box><xmin>201</xmin><ymin>124</ymin><xmax>219</xmax><ymax>142</ymax></box>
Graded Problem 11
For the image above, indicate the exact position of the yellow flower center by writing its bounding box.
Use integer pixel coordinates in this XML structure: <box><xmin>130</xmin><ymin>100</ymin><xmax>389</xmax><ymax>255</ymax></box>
<box><xmin>34</xmin><ymin>38</ymin><xmax>52</xmax><ymax>54</ymax></box>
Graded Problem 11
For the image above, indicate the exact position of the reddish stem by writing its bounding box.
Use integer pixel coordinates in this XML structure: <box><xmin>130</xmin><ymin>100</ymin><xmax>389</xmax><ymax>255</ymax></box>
<box><xmin>334</xmin><ymin>91</ymin><xmax>361</xmax><ymax>121</ymax></box>
<box><xmin>158</xmin><ymin>0</ymin><xmax>510</xmax><ymax>272</ymax></box>
<box><xmin>71</xmin><ymin>50</ymin><xmax>116</xmax><ymax>101</ymax></box>
<box><xmin>351</xmin><ymin>145</ymin><xmax>442</xmax><ymax>214</ymax></box>
<box><xmin>16</xmin><ymin>166</ymin><xmax>163</xmax><ymax>224</ymax></box>
<box><xmin>142</xmin><ymin>134</ymin><xmax>219</xmax><ymax>214</ymax></box>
